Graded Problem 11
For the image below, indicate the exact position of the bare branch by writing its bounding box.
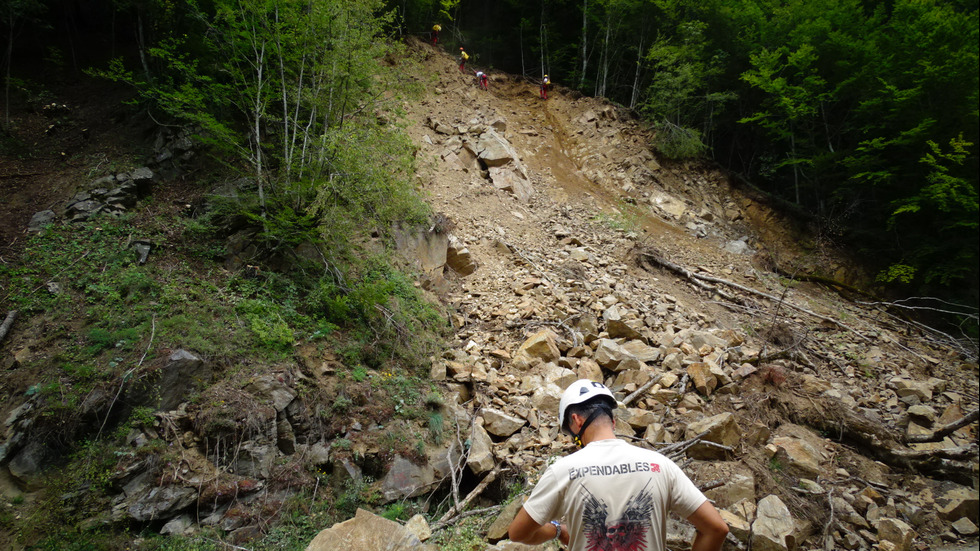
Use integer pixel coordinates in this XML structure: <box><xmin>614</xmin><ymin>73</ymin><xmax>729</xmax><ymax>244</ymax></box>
<box><xmin>435</xmin><ymin>464</ymin><xmax>507</xmax><ymax>526</ymax></box>
<box><xmin>622</xmin><ymin>373</ymin><xmax>664</xmax><ymax>407</ymax></box>
<box><xmin>906</xmin><ymin>409</ymin><xmax>980</xmax><ymax>444</ymax></box>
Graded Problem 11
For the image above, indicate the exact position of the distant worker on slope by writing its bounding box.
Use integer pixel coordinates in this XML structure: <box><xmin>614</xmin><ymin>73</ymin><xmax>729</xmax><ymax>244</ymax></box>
<box><xmin>458</xmin><ymin>47</ymin><xmax>469</xmax><ymax>72</ymax></box>
<box><xmin>540</xmin><ymin>74</ymin><xmax>551</xmax><ymax>99</ymax></box>
<box><xmin>475</xmin><ymin>70</ymin><xmax>489</xmax><ymax>91</ymax></box>
<box><xmin>431</xmin><ymin>23</ymin><xmax>441</xmax><ymax>44</ymax></box>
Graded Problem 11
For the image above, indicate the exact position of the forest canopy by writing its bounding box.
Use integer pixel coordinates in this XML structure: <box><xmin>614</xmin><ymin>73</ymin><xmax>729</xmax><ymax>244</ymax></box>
<box><xmin>398</xmin><ymin>0</ymin><xmax>978</xmax><ymax>309</ymax></box>
<box><xmin>3</xmin><ymin>0</ymin><xmax>977</xmax><ymax>311</ymax></box>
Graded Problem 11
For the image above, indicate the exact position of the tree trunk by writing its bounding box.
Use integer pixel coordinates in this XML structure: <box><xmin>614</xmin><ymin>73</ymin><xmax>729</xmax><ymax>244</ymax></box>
<box><xmin>599</xmin><ymin>18</ymin><xmax>610</xmax><ymax>97</ymax></box>
<box><xmin>579</xmin><ymin>0</ymin><xmax>587</xmax><ymax>89</ymax></box>
<box><xmin>791</xmin><ymin>131</ymin><xmax>799</xmax><ymax>204</ymax></box>
<box><xmin>519</xmin><ymin>24</ymin><xmax>525</xmax><ymax>77</ymax></box>
<box><xmin>630</xmin><ymin>34</ymin><xmax>644</xmax><ymax>110</ymax></box>
<box><xmin>539</xmin><ymin>2</ymin><xmax>547</xmax><ymax>78</ymax></box>
<box><xmin>4</xmin><ymin>16</ymin><xmax>13</xmax><ymax>132</ymax></box>
<box><xmin>136</xmin><ymin>11</ymin><xmax>151</xmax><ymax>81</ymax></box>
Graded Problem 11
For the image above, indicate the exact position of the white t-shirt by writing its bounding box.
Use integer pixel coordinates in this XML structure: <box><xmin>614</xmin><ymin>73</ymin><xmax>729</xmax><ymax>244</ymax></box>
<box><xmin>522</xmin><ymin>439</ymin><xmax>706</xmax><ymax>551</ymax></box>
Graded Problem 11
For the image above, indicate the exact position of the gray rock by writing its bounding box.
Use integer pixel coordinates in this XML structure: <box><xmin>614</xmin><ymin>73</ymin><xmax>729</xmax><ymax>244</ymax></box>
<box><xmin>381</xmin><ymin>456</ymin><xmax>436</xmax><ymax>501</ymax></box>
<box><xmin>951</xmin><ymin>517</ymin><xmax>978</xmax><ymax>536</ymax></box>
<box><xmin>161</xmin><ymin>514</ymin><xmax>194</xmax><ymax>535</ymax></box>
<box><xmin>231</xmin><ymin>442</ymin><xmax>276</xmax><ymax>477</ymax></box>
<box><xmin>723</xmin><ymin>238</ymin><xmax>753</xmax><ymax>255</ymax></box>
<box><xmin>7</xmin><ymin>440</ymin><xmax>55</xmax><ymax>486</ymax></box>
<box><xmin>126</xmin><ymin>349</ymin><xmax>211</xmax><ymax>412</ymax></box>
<box><xmin>27</xmin><ymin>210</ymin><xmax>56</xmax><ymax>232</ymax></box>
<box><xmin>244</xmin><ymin>373</ymin><xmax>297</xmax><ymax>412</ymax></box>
<box><xmin>123</xmin><ymin>486</ymin><xmax>197</xmax><ymax>522</ymax></box>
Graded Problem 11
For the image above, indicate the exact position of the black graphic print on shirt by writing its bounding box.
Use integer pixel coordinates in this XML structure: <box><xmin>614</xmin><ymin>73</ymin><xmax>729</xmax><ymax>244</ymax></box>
<box><xmin>582</xmin><ymin>481</ymin><xmax>656</xmax><ymax>551</ymax></box>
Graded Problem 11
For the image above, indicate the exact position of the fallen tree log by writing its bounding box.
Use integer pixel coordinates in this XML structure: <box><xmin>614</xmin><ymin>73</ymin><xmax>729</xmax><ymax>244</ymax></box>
<box><xmin>777</xmin><ymin>393</ymin><xmax>978</xmax><ymax>485</ymax></box>
<box><xmin>0</xmin><ymin>310</ymin><xmax>17</xmax><ymax>344</ymax></box>
<box><xmin>434</xmin><ymin>464</ymin><xmax>505</xmax><ymax>527</ymax></box>
<box><xmin>636</xmin><ymin>248</ymin><xmax>870</xmax><ymax>342</ymax></box>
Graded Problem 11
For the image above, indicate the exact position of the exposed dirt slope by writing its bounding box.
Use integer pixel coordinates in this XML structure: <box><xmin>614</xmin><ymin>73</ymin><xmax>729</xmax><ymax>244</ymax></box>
<box><xmin>396</xmin><ymin>37</ymin><xmax>979</xmax><ymax>549</ymax></box>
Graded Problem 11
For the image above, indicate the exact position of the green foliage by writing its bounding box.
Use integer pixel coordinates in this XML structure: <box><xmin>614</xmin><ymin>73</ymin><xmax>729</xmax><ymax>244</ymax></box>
<box><xmin>876</xmin><ymin>264</ymin><xmax>916</xmax><ymax>285</ymax></box>
<box><xmin>881</xmin><ymin>135</ymin><xmax>979</xmax><ymax>287</ymax></box>
<box><xmin>427</xmin><ymin>410</ymin><xmax>445</xmax><ymax>444</ymax></box>
<box><xmin>643</xmin><ymin>20</ymin><xmax>732</xmax><ymax>130</ymax></box>
<box><xmin>312</xmin><ymin>255</ymin><xmax>447</xmax><ymax>366</ymax></box>
<box><xmin>351</xmin><ymin>365</ymin><xmax>369</xmax><ymax>382</ymax></box>
<box><xmin>653</xmin><ymin>120</ymin><xmax>707</xmax><ymax>160</ymax></box>
<box><xmin>431</xmin><ymin>516</ymin><xmax>491</xmax><ymax>551</ymax></box>
<box><xmin>235</xmin><ymin>298</ymin><xmax>296</xmax><ymax>352</ymax></box>
<box><xmin>768</xmin><ymin>456</ymin><xmax>783</xmax><ymax>472</ymax></box>
<box><xmin>381</xmin><ymin>501</ymin><xmax>410</xmax><ymax>521</ymax></box>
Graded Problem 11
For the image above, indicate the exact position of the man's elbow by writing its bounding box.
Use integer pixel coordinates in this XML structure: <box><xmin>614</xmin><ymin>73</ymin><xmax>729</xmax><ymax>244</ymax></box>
<box><xmin>710</xmin><ymin>520</ymin><xmax>729</xmax><ymax>539</ymax></box>
<box><xmin>508</xmin><ymin>524</ymin><xmax>535</xmax><ymax>544</ymax></box>
<box><xmin>700</xmin><ymin>517</ymin><xmax>729</xmax><ymax>543</ymax></box>
<box><xmin>507</xmin><ymin>509</ymin><xmax>536</xmax><ymax>543</ymax></box>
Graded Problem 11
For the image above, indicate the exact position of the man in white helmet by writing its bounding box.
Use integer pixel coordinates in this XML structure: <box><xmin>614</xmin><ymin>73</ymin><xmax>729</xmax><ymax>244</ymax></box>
<box><xmin>508</xmin><ymin>379</ymin><xmax>729</xmax><ymax>550</ymax></box>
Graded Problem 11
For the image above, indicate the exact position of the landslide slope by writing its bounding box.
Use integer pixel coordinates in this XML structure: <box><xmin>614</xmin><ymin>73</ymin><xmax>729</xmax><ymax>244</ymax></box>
<box><xmin>395</xmin><ymin>38</ymin><xmax>979</xmax><ymax>549</ymax></box>
<box><xmin>0</xmin><ymin>36</ymin><xmax>976</xmax><ymax>551</ymax></box>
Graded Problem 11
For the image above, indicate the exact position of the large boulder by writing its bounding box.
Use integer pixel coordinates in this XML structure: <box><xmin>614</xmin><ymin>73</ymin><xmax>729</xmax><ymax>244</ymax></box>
<box><xmin>473</xmin><ymin>130</ymin><xmax>523</xmax><ymax>169</ymax></box>
<box><xmin>770</xmin><ymin>424</ymin><xmax>829</xmax><ymax>478</ymax></box>
<box><xmin>877</xmin><ymin>518</ymin><xmax>916</xmax><ymax>551</ymax></box>
<box><xmin>684</xmin><ymin>412</ymin><xmax>741</xmax><ymax>459</ymax></box>
<box><xmin>467</xmin><ymin>423</ymin><xmax>496</xmax><ymax>474</ymax></box>
<box><xmin>934</xmin><ymin>482</ymin><xmax>979</xmax><ymax>521</ymax></box>
<box><xmin>699</xmin><ymin>462</ymin><xmax>755</xmax><ymax>509</ymax></box>
<box><xmin>115</xmin><ymin>485</ymin><xmax>198</xmax><ymax>522</ymax></box>
<box><xmin>126</xmin><ymin>349</ymin><xmax>213</xmax><ymax>412</ymax></box>
<box><xmin>751</xmin><ymin>495</ymin><xmax>799</xmax><ymax>551</ymax></box>
<box><xmin>306</xmin><ymin>508</ymin><xmax>437</xmax><ymax>551</ymax></box>
<box><xmin>489</xmin><ymin>166</ymin><xmax>534</xmax><ymax>203</ymax></box>
<box><xmin>482</xmin><ymin>408</ymin><xmax>526</xmax><ymax>437</ymax></box>
<box><xmin>512</xmin><ymin>329</ymin><xmax>561</xmax><ymax>369</ymax></box>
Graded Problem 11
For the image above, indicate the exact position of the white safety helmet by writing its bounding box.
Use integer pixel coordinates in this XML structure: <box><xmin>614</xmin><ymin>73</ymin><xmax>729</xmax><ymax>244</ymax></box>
<box><xmin>558</xmin><ymin>379</ymin><xmax>617</xmax><ymax>434</ymax></box>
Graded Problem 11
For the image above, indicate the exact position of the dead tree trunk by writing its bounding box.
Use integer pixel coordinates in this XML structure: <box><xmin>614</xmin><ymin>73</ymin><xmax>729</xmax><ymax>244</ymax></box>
<box><xmin>0</xmin><ymin>310</ymin><xmax>17</xmax><ymax>344</ymax></box>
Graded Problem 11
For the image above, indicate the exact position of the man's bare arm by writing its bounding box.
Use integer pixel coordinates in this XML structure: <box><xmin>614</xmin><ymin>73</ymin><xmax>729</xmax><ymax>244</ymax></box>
<box><xmin>508</xmin><ymin>507</ymin><xmax>569</xmax><ymax>545</ymax></box>
<box><xmin>687</xmin><ymin>501</ymin><xmax>729</xmax><ymax>551</ymax></box>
